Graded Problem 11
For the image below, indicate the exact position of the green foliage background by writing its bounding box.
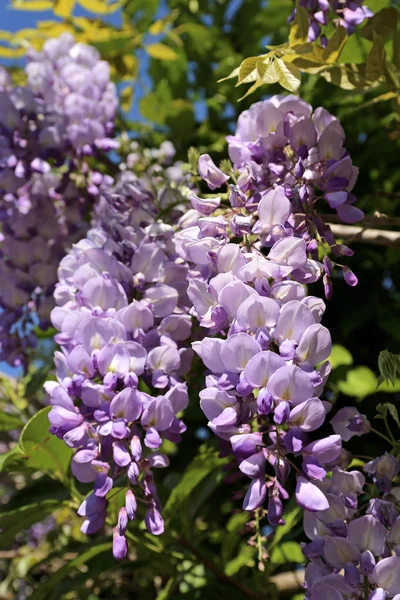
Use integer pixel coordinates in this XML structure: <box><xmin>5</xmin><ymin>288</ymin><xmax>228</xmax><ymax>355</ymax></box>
<box><xmin>1</xmin><ymin>1</ymin><xmax>400</xmax><ymax>599</ymax></box>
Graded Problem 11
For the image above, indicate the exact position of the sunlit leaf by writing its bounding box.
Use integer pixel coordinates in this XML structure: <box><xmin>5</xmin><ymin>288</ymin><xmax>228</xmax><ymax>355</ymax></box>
<box><xmin>321</xmin><ymin>63</ymin><xmax>368</xmax><ymax>90</ymax></box>
<box><xmin>322</xmin><ymin>26</ymin><xmax>347</xmax><ymax>64</ymax></box>
<box><xmin>289</xmin><ymin>4</ymin><xmax>309</xmax><ymax>47</ymax></box>
<box><xmin>146</xmin><ymin>43</ymin><xmax>179</xmax><ymax>61</ymax></box>
<box><xmin>271</xmin><ymin>541</ymin><xmax>304</xmax><ymax>564</ymax></box>
<box><xmin>76</xmin><ymin>0</ymin><xmax>123</xmax><ymax>14</ymax></box>
<box><xmin>18</xmin><ymin>407</ymin><xmax>73</xmax><ymax>483</ymax></box>
<box><xmin>54</xmin><ymin>0</ymin><xmax>75</xmax><ymax>17</ymax></box>
<box><xmin>274</xmin><ymin>57</ymin><xmax>301</xmax><ymax>92</ymax></box>
<box><xmin>329</xmin><ymin>344</ymin><xmax>353</xmax><ymax>369</ymax></box>
<box><xmin>237</xmin><ymin>56</ymin><xmax>261</xmax><ymax>85</ymax></box>
<box><xmin>257</xmin><ymin>57</ymin><xmax>279</xmax><ymax>83</ymax></box>
<box><xmin>11</xmin><ymin>0</ymin><xmax>53</xmax><ymax>9</ymax></box>
<box><xmin>28</xmin><ymin>542</ymin><xmax>112</xmax><ymax>600</ymax></box>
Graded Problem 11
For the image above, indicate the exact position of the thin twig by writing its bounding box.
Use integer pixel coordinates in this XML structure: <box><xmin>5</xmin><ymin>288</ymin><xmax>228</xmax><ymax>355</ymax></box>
<box><xmin>327</xmin><ymin>223</ymin><xmax>400</xmax><ymax>246</ymax></box>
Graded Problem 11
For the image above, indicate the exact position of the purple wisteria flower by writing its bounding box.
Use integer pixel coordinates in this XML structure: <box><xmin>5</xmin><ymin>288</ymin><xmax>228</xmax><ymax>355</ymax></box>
<box><xmin>46</xmin><ymin>147</ymin><xmax>194</xmax><ymax>558</ymax></box>
<box><xmin>302</xmin><ymin>453</ymin><xmax>400</xmax><ymax>599</ymax></box>
<box><xmin>0</xmin><ymin>34</ymin><xmax>118</xmax><ymax>369</ymax></box>
<box><xmin>289</xmin><ymin>1</ymin><xmax>374</xmax><ymax>44</ymax></box>
<box><xmin>173</xmin><ymin>94</ymin><xmax>365</xmax><ymax>535</ymax></box>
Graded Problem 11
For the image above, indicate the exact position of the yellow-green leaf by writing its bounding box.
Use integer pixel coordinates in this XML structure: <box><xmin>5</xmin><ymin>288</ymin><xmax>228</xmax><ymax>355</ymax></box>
<box><xmin>329</xmin><ymin>344</ymin><xmax>353</xmax><ymax>370</ymax></box>
<box><xmin>321</xmin><ymin>63</ymin><xmax>368</xmax><ymax>90</ymax></box>
<box><xmin>237</xmin><ymin>55</ymin><xmax>260</xmax><ymax>85</ymax></box>
<box><xmin>11</xmin><ymin>0</ymin><xmax>52</xmax><ymax>9</ymax></box>
<box><xmin>120</xmin><ymin>85</ymin><xmax>133</xmax><ymax>112</ymax></box>
<box><xmin>146</xmin><ymin>42</ymin><xmax>178</xmax><ymax>61</ymax></box>
<box><xmin>257</xmin><ymin>57</ymin><xmax>279</xmax><ymax>84</ymax></box>
<box><xmin>289</xmin><ymin>4</ymin><xmax>309</xmax><ymax>47</ymax></box>
<box><xmin>76</xmin><ymin>0</ymin><xmax>123</xmax><ymax>14</ymax></box>
<box><xmin>362</xmin><ymin>7</ymin><xmax>399</xmax><ymax>41</ymax></box>
<box><xmin>217</xmin><ymin>66</ymin><xmax>240</xmax><ymax>83</ymax></box>
<box><xmin>274</xmin><ymin>57</ymin><xmax>301</xmax><ymax>92</ymax></box>
<box><xmin>238</xmin><ymin>78</ymin><xmax>264</xmax><ymax>101</ymax></box>
<box><xmin>271</xmin><ymin>541</ymin><xmax>304</xmax><ymax>564</ymax></box>
<box><xmin>54</xmin><ymin>0</ymin><xmax>75</xmax><ymax>18</ymax></box>
<box><xmin>322</xmin><ymin>25</ymin><xmax>347</xmax><ymax>64</ymax></box>
<box><xmin>366</xmin><ymin>32</ymin><xmax>385</xmax><ymax>82</ymax></box>
<box><xmin>0</xmin><ymin>45</ymin><xmax>26</xmax><ymax>58</ymax></box>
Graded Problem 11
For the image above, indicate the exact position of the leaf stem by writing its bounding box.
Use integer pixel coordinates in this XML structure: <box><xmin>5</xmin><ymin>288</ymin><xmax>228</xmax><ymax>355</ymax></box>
<box><xmin>371</xmin><ymin>427</ymin><xmax>394</xmax><ymax>446</ymax></box>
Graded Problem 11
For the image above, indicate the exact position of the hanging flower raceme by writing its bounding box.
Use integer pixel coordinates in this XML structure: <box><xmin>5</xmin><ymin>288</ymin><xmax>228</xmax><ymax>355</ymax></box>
<box><xmin>302</xmin><ymin>452</ymin><xmax>400</xmax><ymax>600</ymax></box>
<box><xmin>173</xmin><ymin>95</ymin><xmax>364</xmax><ymax>525</ymax></box>
<box><xmin>0</xmin><ymin>35</ymin><xmax>118</xmax><ymax>369</ymax></box>
<box><xmin>26</xmin><ymin>33</ymin><xmax>118</xmax><ymax>153</ymax></box>
<box><xmin>45</xmin><ymin>148</ymin><xmax>194</xmax><ymax>559</ymax></box>
<box><xmin>289</xmin><ymin>1</ymin><xmax>374</xmax><ymax>43</ymax></box>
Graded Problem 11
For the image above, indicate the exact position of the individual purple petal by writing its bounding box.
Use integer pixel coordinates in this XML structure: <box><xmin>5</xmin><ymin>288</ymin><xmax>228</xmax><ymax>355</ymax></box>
<box><xmin>267</xmin><ymin>365</ymin><xmax>314</xmax><ymax>405</ymax></box>
<box><xmin>239</xmin><ymin>450</ymin><xmax>266</xmax><ymax>479</ymax></box>
<box><xmin>236</xmin><ymin>295</ymin><xmax>280</xmax><ymax>332</ymax></box>
<box><xmin>220</xmin><ymin>333</ymin><xmax>261</xmax><ymax>373</ymax></box>
<box><xmin>243</xmin><ymin>477</ymin><xmax>266</xmax><ymax>511</ymax></box>
<box><xmin>243</xmin><ymin>350</ymin><xmax>285</xmax><ymax>388</ymax></box>
<box><xmin>324</xmin><ymin>536</ymin><xmax>360</xmax><ymax>569</ymax></box>
<box><xmin>198</xmin><ymin>154</ymin><xmax>229</xmax><ymax>190</ymax></box>
<box><xmin>288</xmin><ymin>398</ymin><xmax>326</xmax><ymax>431</ymax></box>
<box><xmin>145</xmin><ymin>506</ymin><xmax>164</xmax><ymax>535</ymax></box>
<box><xmin>348</xmin><ymin>515</ymin><xmax>387</xmax><ymax>556</ymax></box>
<box><xmin>295</xmin><ymin>323</ymin><xmax>332</xmax><ymax>364</ymax></box>
<box><xmin>296</xmin><ymin>475</ymin><xmax>329</xmax><ymax>511</ymax></box>
<box><xmin>257</xmin><ymin>187</ymin><xmax>291</xmax><ymax>228</ymax></box>
<box><xmin>113</xmin><ymin>528</ymin><xmax>128</xmax><ymax>560</ymax></box>
<box><xmin>370</xmin><ymin>556</ymin><xmax>400</xmax><ymax>596</ymax></box>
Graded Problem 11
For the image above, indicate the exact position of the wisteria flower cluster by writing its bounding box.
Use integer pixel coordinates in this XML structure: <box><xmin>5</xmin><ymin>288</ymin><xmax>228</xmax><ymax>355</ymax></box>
<box><xmin>46</xmin><ymin>151</ymin><xmax>194</xmax><ymax>559</ymax></box>
<box><xmin>290</xmin><ymin>1</ymin><xmax>374</xmax><ymax>43</ymax></box>
<box><xmin>303</xmin><ymin>451</ymin><xmax>400</xmax><ymax>599</ymax></box>
<box><xmin>168</xmin><ymin>94</ymin><xmax>368</xmax><ymax>527</ymax></box>
<box><xmin>0</xmin><ymin>35</ymin><xmax>118</xmax><ymax>369</ymax></box>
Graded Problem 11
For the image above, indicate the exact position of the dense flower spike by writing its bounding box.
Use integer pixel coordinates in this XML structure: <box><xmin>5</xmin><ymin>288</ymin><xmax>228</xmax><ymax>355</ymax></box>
<box><xmin>174</xmin><ymin>95</ymin><xmax>364</xmax><ymax>525</ymax></box>
<box><xmin>26</xmin><ymin>33</ymin><xmax>118</xmax><ymax>152</ymax></box>
<box><xmin>46</xmin><ymin>146</ymin><xmax>193</xmax><ymax>555</ymax></box>
<box><xmin>290</xmin><ymin>1</ymin><xmax>374</xmax><ymax>43</ymax></box>
<box><xmin>302</xmin><ymin>454</ymin><xmax>400</xmax><ymax>599</ymax></box>
<box><xmin>0</xmin><ymin>35</ymin><xmax>117</xmax><ymax>369</ymax></box>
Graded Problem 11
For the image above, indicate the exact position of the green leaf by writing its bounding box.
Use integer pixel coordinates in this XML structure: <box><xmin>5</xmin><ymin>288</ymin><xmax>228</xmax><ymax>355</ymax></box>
<box><xmin>146</xmin><ymin>43</ymin><xmax>179</xmax><ymax>61</ymax></box>
<box><xmin>28</xmin><ymin>542</ymin><xmax>112</xmax><ymax>600</ymax></box>
<box><xmin>237</xmin><ymin>55</ymin><xmax>261</xmax><ymax>85</ymax></box>
<box><xmin>376</xmin><ymin>402</ymin><xmax>400</xmax><ymax>429</ymax></box>
<box><xmin>0</xmin><ymin>411</ymin><xmax>23</xmax><ymax>431</ymax></box>
<box><xmin>366</xmin><ymin>33</ymin><xmax>385</xmax><ymax>82</ymax></box>
<box><xmin>164</xmin><ymin>444</ymin><xmax>228</xmax><ymax>523</ymax></box>
<box><xmin>362</xmin><ymin>7</ymin><xmax>399</xmax><ymax>42</ymax></box>
<box><xmin>25</xmin><ymin>366</ymin><xmax>50</xmax><ymax>399</ymax></box>
<box><xmin>320</xmin><ymin>63</ymin><xmax>368</xmax><ymax>90</ymax></box>
<box><xmin>139</xmin><ymin>92</ymin><xmax>167</xmax><ymax>125</ymax></box>
<box><xmin>378</xmin><ymin>350</ymin><xmax>400</xmax><ymax>386</ymax></box>
<box><xmin>338</xmin><ymin>366</ymin><xmax>378</xmax><ymax>400</ymax></box>
<box><xmin>225</xmin><ymin>545</ymin><xmax>255</xmax><ymax>575</ymax></box>
<box><xmin>19</xmin><ymin>407</ymin><xmax>73</xmax><ymax>483</ymax></box>
<box><xmin>274</xmin><ymin>57</ymin><xmax>301</xmax><ymax>92</ymax></box>
<box><xmin>270</xmin><ymin>504</ymin><xmax>302</xmax><ymax>549</ymax></box>
<box><xmin>329</xmin><ymin>345</ymin><xmax>353</xmax><ymax>370</ymax></box>
<box><xmin>322</xmin><ymin>26</ymin><xmax>348</xmax><ymax>63</ymax></box>
<box><xmin>0</xmin><ymin>500</ymin><xmax>63</xmax><ymax>550</ymax></box>
<box><xmin>270</xmin><ymin>541</ymin><xmax>304</xmax><ymax>564</ymax></box>
<box><xmin>289</xmin><ymin>4</ymin><xmax>309</xmax><ymax>47</ymax></box>
<box><xmin>0</xmin><ymin>446</ymin><xmax>28</xmax><ymax>472</ymax></box>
